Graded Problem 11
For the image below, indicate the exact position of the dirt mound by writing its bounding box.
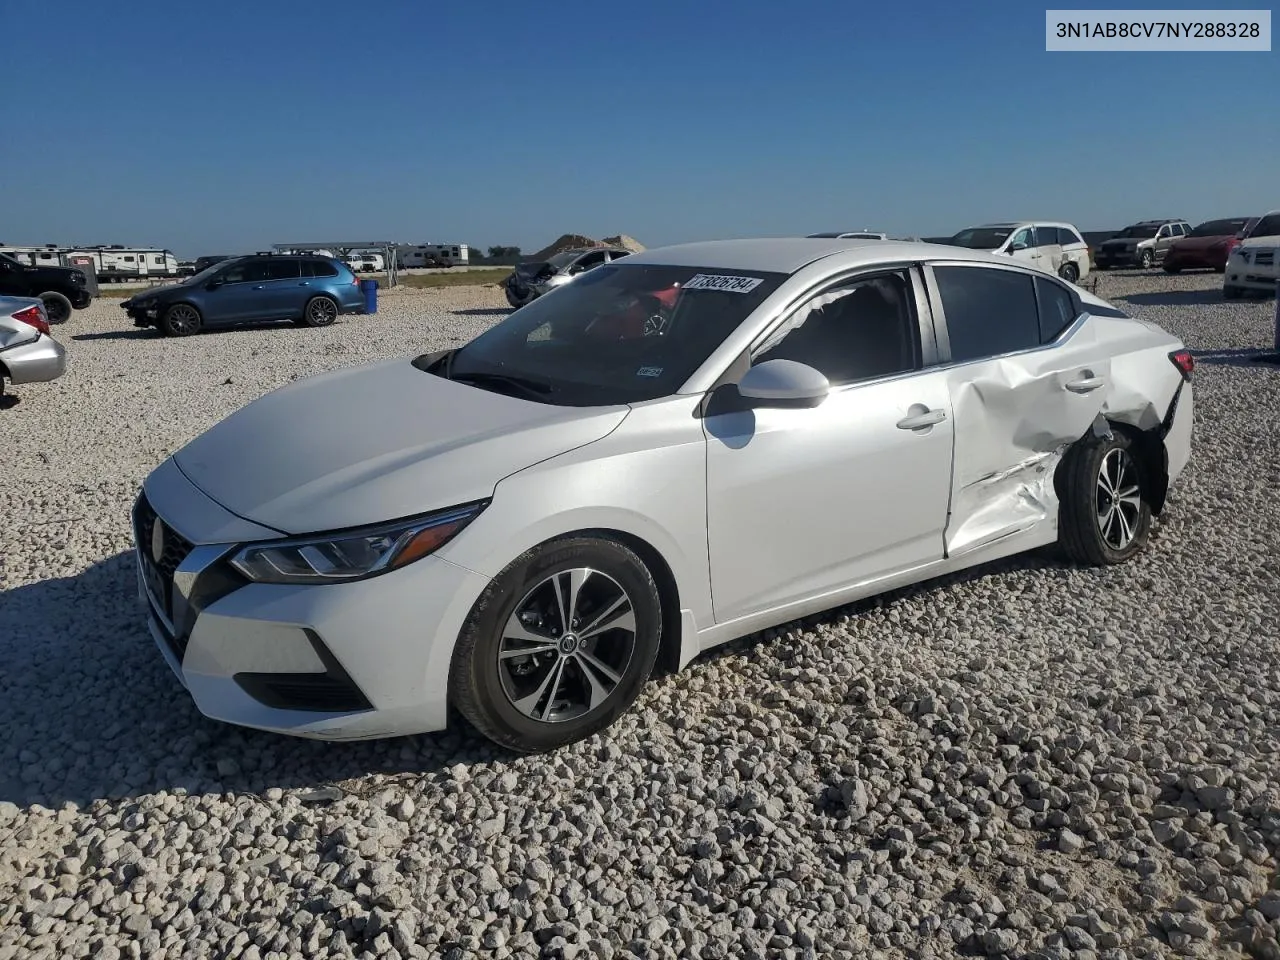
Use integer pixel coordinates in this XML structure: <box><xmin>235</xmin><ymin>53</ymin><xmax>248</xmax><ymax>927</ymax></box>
<box><xmin>527</xmin><ymin>233</ymin><xmax>645</xmax><ymax>261</ymax></box>
<box><xmin>602</xmin><ymin>234</ymin><xmax>645</xmax><ymax>253</ymax></box>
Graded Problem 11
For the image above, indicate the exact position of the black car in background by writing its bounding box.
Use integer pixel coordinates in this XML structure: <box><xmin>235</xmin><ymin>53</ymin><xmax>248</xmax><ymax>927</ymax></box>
<box><xmin>0</xmin><ymin>252</ymin><xmax>93</xmax><ymax>324</ymax></box>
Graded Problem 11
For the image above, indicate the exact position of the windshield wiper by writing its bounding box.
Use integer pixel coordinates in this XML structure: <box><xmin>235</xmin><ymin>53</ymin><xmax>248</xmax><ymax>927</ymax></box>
<box><xmin>449</xmin><ymin>371</ymin><xmax>554</xmax><ymax>401</ymax></box>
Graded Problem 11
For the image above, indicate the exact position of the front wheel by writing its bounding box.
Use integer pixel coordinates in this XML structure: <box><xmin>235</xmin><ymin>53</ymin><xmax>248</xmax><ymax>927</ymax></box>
<box><xmin>1058</xmin><ymin>430</ymin><xmax>1153</xmax><ymax>566</ymax></box>
<box><xmin>39</xmin><ymin>291</ymin><xmax>73</xmax><ymax>325</ymax></box>
<box><xmin>1139</xmin><ymin>249</ymin><xmax>1154</xmax><ymax>269</ymax></box>
<box><xmin>161</xmin><ymin>303</ymin><xmax>202</xmax><ymax>337</ymax></box>
<box><xmin>449</xmin><ymin>537</ymin><xmax>663</xmax><ymax>753</ymax></box>
<box><xmin>303</xmin><ymin>295</ymin><xmax>338</xmax><ymax>327</ymax></box>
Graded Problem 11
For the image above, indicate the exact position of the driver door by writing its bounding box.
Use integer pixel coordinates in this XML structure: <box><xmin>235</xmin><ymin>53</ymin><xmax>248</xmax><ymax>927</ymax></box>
<box><xmin>702</xmin><ymin>268</ymin><xmax>954</xmax><ymax>624</ymax></box>
<box><xmin>1008</xmin><ymin>226</ymin><xmax>1043</xmax><ymax>271</ymax></box>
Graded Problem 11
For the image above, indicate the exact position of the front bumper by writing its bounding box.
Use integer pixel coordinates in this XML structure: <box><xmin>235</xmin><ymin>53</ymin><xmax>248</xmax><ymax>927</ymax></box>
<box><xmin>1</xmin><ymin>333</ymin><xmax>67</xmax><ymax>384</ymax></box>
<box><xmin>122</xmin><ymin>299</ymin><xmax>161</xmax><ymax>325</ymax></box>
<box><xmin>1095</xmin><ymin>247</ymin><xmax>1142</xmax><ymax>267</ymax></box>
<box><xmin>71</xmin><ymin>289</ymin><xmax>92</xmax><ymax>309</ymax></box>
<box><xmin>133</xmin><ymin>461</ymin><xmax>492</xmax><ymax>740</ymax></box>
<box><xmin>1224</xmin><ymin>251</ymin><xmax>1279</xmax><ymax>293</ymax></box>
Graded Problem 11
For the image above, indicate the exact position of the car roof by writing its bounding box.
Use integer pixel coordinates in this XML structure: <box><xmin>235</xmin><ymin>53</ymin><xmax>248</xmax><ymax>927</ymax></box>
<box><xmin>618</xmin><ymin>237</ymin><xmax>1026</xmax><ymax>274</ymax></box>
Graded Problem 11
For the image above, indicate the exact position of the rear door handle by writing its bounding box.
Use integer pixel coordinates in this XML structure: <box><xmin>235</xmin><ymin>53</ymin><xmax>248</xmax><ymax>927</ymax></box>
<box><xmin>1065</xmin><ymin>375</ymin><xmax>1104</xmax><ymax>393</ymax></box>
<box><xmin>897</xmin><ymin>408</ymin><xmax>947</xmax><ymax>430</ymax></box>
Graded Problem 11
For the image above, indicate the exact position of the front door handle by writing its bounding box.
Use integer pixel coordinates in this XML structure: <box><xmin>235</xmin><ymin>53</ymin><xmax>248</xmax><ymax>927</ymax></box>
<box><xmin>897</xmin><ymin>408</ymin><xmax>947</xmax><ymax>430</ymax></box>
<box><xmin>251</xmin><ymin>284</ymin><xmax>266</xmax><ymax>290</ymax></box>
<box><xmin>1065</xmin><ymin>375</ymin><xmax>1104</xmax><ymax>393</ymax></box>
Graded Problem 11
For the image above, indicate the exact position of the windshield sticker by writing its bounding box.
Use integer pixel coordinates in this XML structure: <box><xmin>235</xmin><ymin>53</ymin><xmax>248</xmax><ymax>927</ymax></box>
<box><xmin>636</xmin><ymin>366</ymin><xmax>664</xmax><ymax>378</ymax></box>
<box><xmin>681</xmin><ymin>274</ymin><xmax>764</xmax><ymax>293</ymax></box>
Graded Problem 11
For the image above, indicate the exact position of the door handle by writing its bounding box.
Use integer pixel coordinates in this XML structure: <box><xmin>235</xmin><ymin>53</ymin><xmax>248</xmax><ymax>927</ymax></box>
<box><xmin>897</xmin><ymin>408</ymin><xmax>947</xmax><ymax>430</ymax></box>
<box><xmin>1065</xmin><ymin>375</ymin><xmax>1104</xmax><ymax>393</ymax></box>
<box><xmin>252</xmin><ymin>284</ymin><xmax>265</xmax><ymax>290</ymax></box>
<box><xmin>298</xmin><ymin>281</ymin><xmax>310</xmax><ymax>286</ymax></box>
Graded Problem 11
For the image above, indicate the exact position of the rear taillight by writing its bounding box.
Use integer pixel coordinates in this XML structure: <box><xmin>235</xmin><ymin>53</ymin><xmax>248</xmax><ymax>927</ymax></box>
<box><xmin>1169</xmin><ymin>349</ymin><xmax>1194</xmax><ymax>380</ymax></box>
<box><xmin>12</xmin><ymin>304</ymin><xmax>50</xmax><ymax>335</ymax></box>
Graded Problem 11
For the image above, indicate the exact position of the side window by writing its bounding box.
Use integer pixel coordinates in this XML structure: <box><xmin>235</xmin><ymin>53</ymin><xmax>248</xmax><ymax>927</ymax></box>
<box><xmin>1010</xmin><ymin>227</ymin><xmax>1033</xmax><ymax>249</ymax></box>
<box><xmin>1061</xmin><ymin>228</ymin><xmax>1084</xmax><ymax>246</ymax></box>
<box><xmin>608</xmin><ymin>250</ymin><xmax>632</xmax><ymax>261</ymax></box>
<box><xmin>307</xmin><ymin>259</ymin><xmax>339</xmax><ymax>278</ymax></box>
<box><xmin>753</xmin><ymin>272</ymin><xmax>920</xmax><ymax>386</ymax></box>
<box><xmin>264</xmin><ymin>259</ymin><xmax>301</xmax><ymax>281</ymax></box>
<box><xmin>1035</xmin><ymin>276</ymin><xmax>1079</xmax><ymax>343</ymax></box>
<box><xmin>124</xmin><ymin>255</ymin><xmax>135</xmax><ymax>262</ymax></box>
<box><xmin>934</xmin><ymin>265</ymin><xmax>1039</xmax><ymax>363</ymax></box>
<box><xmin>220</xmin><ymin>262</ymin><xmax>250</xmax><ymax>284</ymax></box>
<box><xmin>572</xmin><ymin>252</ymin><xmax>608</xmax><ymax>273</ymax></box>
<box><xmin>1156</xmin><ymin>225</ymin><xmax>1170</xmax><ymax>239</ymax></box>
<box><xmin>1034</xmin><ymin>226</ymin><xmax>1059</xmax><ymax>247</ymax></box>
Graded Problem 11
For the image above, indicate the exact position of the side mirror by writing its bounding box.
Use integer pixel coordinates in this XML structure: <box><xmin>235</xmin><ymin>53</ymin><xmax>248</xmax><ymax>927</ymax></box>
<box><xmin>737</xmin><ymin>359</ymin><xmax>829</xmax><ymax>408</ymax></box>
<box><xmin>1009</xmin><ymin>241</ymin><xmax>1027</xmax><ymax>252</ymax></box>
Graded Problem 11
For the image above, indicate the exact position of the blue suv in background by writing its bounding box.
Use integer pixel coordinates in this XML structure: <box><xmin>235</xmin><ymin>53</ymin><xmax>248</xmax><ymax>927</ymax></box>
<box><xmin>121</xmin><ymin>255</ymin><xmax>366</xmax><ymax>336</ymax></box>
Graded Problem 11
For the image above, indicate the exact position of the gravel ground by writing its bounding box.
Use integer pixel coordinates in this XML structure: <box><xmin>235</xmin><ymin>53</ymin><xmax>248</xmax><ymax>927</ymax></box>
<box><xmin>1</xmin><ymin>271</ymin><xmax>1278</xmax><ymax>960</ymax></box>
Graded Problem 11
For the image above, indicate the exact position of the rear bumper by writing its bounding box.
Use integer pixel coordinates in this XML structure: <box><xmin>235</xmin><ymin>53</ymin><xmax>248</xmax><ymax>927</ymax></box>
<box><xmin>0</xmin><ymin>333</ymin><xmax>67</xmax><ymax>383</ymax></box>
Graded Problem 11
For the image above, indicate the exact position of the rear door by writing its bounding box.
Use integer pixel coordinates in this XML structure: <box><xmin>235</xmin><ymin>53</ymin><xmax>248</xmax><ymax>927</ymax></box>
<box><xmin>255</xmin><ymin>258</ymin><xmax>304</xmax><ymax>317</ymax></box>
<box><xmin>923</xmin><ymin>261</ymin><xmax>1112</xmax><ymax>557</ymax></box>
<box><xmin>1034</xmin><ymin>225</ymin><xmax>1064</xmax><ymax>274</ymax></box>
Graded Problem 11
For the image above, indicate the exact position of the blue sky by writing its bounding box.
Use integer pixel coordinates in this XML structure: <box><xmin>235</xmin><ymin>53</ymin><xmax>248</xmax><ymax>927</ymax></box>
<box><xmin>1</xmin><ymin>0</ymin><xmax>1275</xmax><ymax>257</ymax></box>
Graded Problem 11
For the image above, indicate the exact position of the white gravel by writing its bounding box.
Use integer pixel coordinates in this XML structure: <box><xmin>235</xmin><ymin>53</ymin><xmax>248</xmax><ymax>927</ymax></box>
<box><xmin>1</xmin><ymin>272</ymin><xmax>1278</xmax><ymax>960</ymax></box>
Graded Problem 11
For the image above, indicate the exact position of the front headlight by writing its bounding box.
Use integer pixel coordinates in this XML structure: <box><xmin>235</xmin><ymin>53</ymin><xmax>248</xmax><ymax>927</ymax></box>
<box><xmin>229</xmin><ymin>502</ymin><xmax>486</xmax><ymax>585</ymax></box>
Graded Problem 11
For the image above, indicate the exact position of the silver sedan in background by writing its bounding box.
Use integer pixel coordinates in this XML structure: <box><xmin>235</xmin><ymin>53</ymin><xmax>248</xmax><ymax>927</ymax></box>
<box><xmin>133</xmin><ymin>238</ymin><xmax>1194</xmax><ymax>753</ymax></box>
<box><xmin>0</xmin><ymin>295</ymin><xmax>68</xmax><ymax>401</ymax></box>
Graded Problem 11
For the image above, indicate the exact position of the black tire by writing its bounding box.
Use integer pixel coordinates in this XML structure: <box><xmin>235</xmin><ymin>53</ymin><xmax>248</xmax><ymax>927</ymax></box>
<box><xmin>449</xmin><ymin>536</ymin><xmax>663</xmax><ymax>753</ymax></box>
<box><xmin>303</xmin><ymin>295</ymin><xmax>338</xmax><ymax>327</ymax></box>
<box><xmin>1139</xmin><ymin>248</ymin><xmax>1154</xmax><ymax>269</ymax></box>
<box><xmin>161</xmin><ymin>303</ymin><xmax>202</xmax><ymax>337</ymax></box>
<box><xmin>1058</xmin><ymin>262</ymin><xmax>1079</xmax><ymax>284</ymax></box>
<box><xmin>1058</xmin><ymin>429</ymin><xmax>1153</xmax><ymax>566</ymax></box>
<box><xmin>39</xmin><ymin>291</ymin><xmax>73</xmax><ymax>325</ymax></box>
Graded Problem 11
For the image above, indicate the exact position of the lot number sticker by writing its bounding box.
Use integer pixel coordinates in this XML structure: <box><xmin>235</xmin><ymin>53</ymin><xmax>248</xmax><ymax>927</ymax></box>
<box><xmin>682</xmin><ymin>274</ymin><xmax>764</xmax><ymax>293</ymax></box>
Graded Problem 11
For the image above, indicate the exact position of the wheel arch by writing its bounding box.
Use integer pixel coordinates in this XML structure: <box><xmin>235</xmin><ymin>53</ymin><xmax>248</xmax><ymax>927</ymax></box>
<box><xmin>534</xmin><ymin>527</ymin><xmax>689</xmax><ymax>677</ymax></box>
<box><xmin>1055</xmin><ymin>416</ymin><xmax>1169</xmax><ymax>517</ymax></box>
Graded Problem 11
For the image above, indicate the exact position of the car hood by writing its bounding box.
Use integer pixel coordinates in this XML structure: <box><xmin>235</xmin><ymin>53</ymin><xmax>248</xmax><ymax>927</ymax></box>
<box><xmin>172</xmin><ymin>357</ymin><xmax>630</xmax><ymax>535</ymax></box>
<box><xmin>1101</xmin><ymin>238</ymin><xmax>1141</xmax><ymax>248</ymax></box>
<box><xmin>1240</xmin><ymin>234</ymin><xmax>1280</xmax><ymax>249</ymax></box>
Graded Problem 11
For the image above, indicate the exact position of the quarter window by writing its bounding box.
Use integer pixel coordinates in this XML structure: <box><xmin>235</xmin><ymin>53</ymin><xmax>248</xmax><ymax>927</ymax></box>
<box><xmin>264</xmin><ymin>259</ymin><xmax>301</xmax><ymax>281</ymax></box>
<box><xmin>933</xmin><ymin>265</ymin><xmax>1039</xmax><ymax>362</ymax></box>
<box><xmin>753</xmin><ymin>272</ymin><xmax>920</xmax><ymax>385</ymax></box>
<box><xmin>1035</xmin><ymin>276</ymin><xmax>1079</xmax><ymax>343</ymax></box>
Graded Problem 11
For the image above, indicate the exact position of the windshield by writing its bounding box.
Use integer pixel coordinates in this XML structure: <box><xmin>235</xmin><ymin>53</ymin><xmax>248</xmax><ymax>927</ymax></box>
<box><xmin>544</xmin><ymin>250</ymin><xmax>586</xmax><ymax>269</ymax></box>
<box><xmin>1247</xmin><ymin>214</ymin><xmax>1280</xmax><ymax>238</ymax></box>
<box><xmin>1189</xmin><ymin>218</ymin><xmax>1250</xmax><ymax>238</ymax></box>
<box><xmin>947</xmin><ymin>227</ymin><xmax>1013</xmax><ymax>250</ymax></box>
<box><xmin>187</xmin><ymin>258</ymin><xmax>243</xmax><ymax>284</ymax></box>
<box><xmin>438</xmin><ymin>263</ymin><xmax>788</xmax><ymax>405</ymax></box>
<box><xmin>1119</xmin><ymin>225</ymin><xmax>1159</xmax><ymax>239</ymax></box>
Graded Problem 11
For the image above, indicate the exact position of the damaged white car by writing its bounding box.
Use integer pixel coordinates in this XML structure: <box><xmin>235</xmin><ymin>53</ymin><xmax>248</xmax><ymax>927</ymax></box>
<box><xmin>134</xmin><ymin>238</ymin><xmax>1194</xmax><ymax>752</ymax></box>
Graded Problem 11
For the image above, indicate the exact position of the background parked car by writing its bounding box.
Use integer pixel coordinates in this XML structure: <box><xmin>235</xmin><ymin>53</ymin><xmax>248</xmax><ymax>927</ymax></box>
<box><xmin>1094</xmin><ymin>219</ymin><xmax>1191</xmax><ymax>270</ymax></box>
<box><xmin>191</xmin><ymin>255</ymin><xmax>236</xmax><ymax>274</ymax></box>
<box><xmin>1223</xmin><ymin>209</ymin><xmax>1280</xmax><ymax>300</ymax></box>
<box><xmin>0</xmin><ymin>251</ymin><xmax>93</xmax><ymax>324</ymax></box>
<box><xmin>503</xmin><ymin>246</ymin><xmax>633</xmax><ymax>308</ymax></box>
<box><xmin>1162</xmin><ymin>217</ymin><xmax>1258</xmax><ymax>274</ymax></box>
<box><xmin>0</xmin><ymin>295</ymin><xmax>67</xmax><ymax>400</ymax></box>
<box><xmin>946</xmin><ymin>222</ymin><xmax>1091</xmax><ymax>283</ymax></box>
<box><xmin>120</xmin><ymin>255</ymin><xmax>365</xmax><ymax>336</ymax></box>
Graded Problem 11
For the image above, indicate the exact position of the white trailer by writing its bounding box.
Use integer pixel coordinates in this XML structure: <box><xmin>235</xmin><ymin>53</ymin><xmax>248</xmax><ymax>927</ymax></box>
<box><xmin>62</xmin><ymin>246</ymin><xmax>181</xmax><ymax>282</ymax></box>
<box><xmin>0</xmin><ymin>244</ymin><xmax>70</xmax><ymax>267</ymax></box>
<box><xmin>394</xmin><ymin>243</ymin><xmax>470</xmax><ymax>268</ymax></box>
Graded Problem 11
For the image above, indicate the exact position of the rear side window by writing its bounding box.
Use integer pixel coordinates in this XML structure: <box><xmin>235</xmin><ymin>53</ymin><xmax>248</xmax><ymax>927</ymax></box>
<box><xmin>1058</xmin><ymin>227</ymin><xmax>1083</xmax><ymax>246</ymax></box>
<box><xmin>305</xmin><ymin>259</ymin><xmax>339</xmax><ymax>278</ymax></box>
<box><xmin>264</xmin><ymin>260</ymin><xmax>301</xmax><ymax>281</ymax></box>
<box><xmin>934</xmin><ymin>265</ymin><xmax>1040</xmax><ymax>363</ymax></box>
<box><xmin>1035</xmin><ymin>276</ymin><xmax>1079</xmax><ymax>343</ymax></box>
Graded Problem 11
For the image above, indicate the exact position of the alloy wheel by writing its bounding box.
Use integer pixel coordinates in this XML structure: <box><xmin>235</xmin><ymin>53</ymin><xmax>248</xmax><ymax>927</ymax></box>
<box><xmin>167</xmin><ymin>305</ymin><xmax>199</xmax><ymax>334</ymax></box>
<box><xmin>308</xmin><ymin>298</ymin><xmax>338</xmax><ymax>325</ymax></box>
<box><xmin>1096</xmin><ymin>448</ymin><xmax>1142</xmax><ymax>549</ymax></box>
<box><xmin>497</xmin><ymin>567</ymin><xmax>637</xmax><ymax>723</ymax></box>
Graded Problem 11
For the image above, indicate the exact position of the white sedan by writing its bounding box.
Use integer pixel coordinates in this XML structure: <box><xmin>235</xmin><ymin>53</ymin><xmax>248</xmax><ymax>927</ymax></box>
<box><xmin>133</xmin><ymin>238</ymin><xmax>1195</xmax><ymax>752</ymax></box>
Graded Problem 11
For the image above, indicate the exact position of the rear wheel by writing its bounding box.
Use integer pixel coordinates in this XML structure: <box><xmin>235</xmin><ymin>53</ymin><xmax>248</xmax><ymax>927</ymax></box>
<box><xmin>450</xmin><ymin>537</ymin><xmax>663</xmax><ymax>753</ymax></box>
<box><xmin>39</xmin><ymin>291</ymin><xmax>73</xmax><ymax>325</ymax></box>
<box><xmin>161</xmin><ymin>303</ymin><xmax>202</xmax><ymax>337</ymax></box>
<box><xmin>303</xmin><ymin>296</ymin><xmax>338</xmax><ymax>327</ymax></box>
<box><xmin>1058</xmin><ymin>430</ymin><xmax>1152</xmax><ymax>566</ymax></box>
<box><xmin>1058</xmin><ymin>261</ymin><xmax>1079</xmax><ymax>284</ymax></box>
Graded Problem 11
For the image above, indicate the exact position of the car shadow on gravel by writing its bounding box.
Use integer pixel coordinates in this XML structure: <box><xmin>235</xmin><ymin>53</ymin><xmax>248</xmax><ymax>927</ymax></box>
<box><xmin>452</xmin><ymin>308</ymin><xmax>512</xmax><ymax>316</ymax></box>
<box><xmin>0</xmin><ymin>394</ymin><xmax>20</xmax><ymax>409</ymax></box>
<box><xmin>1192</xmin><ymin>347</ymin><xmax>1280</xmax><ymax>368</ymax></box>
<box><xmin>0</xmin><ymin>552</ymin><xmax>500</xmax><ymax>809</ymax></box>
<box><xmin>71</xmin><ymin>328</ymin><xmax>159</xmax><ymax>341</ymax></box>
<box><xmin>1119</xmin><ymin>290</ymin><xmax>1238</xmax><ymax>307</ymax></box>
